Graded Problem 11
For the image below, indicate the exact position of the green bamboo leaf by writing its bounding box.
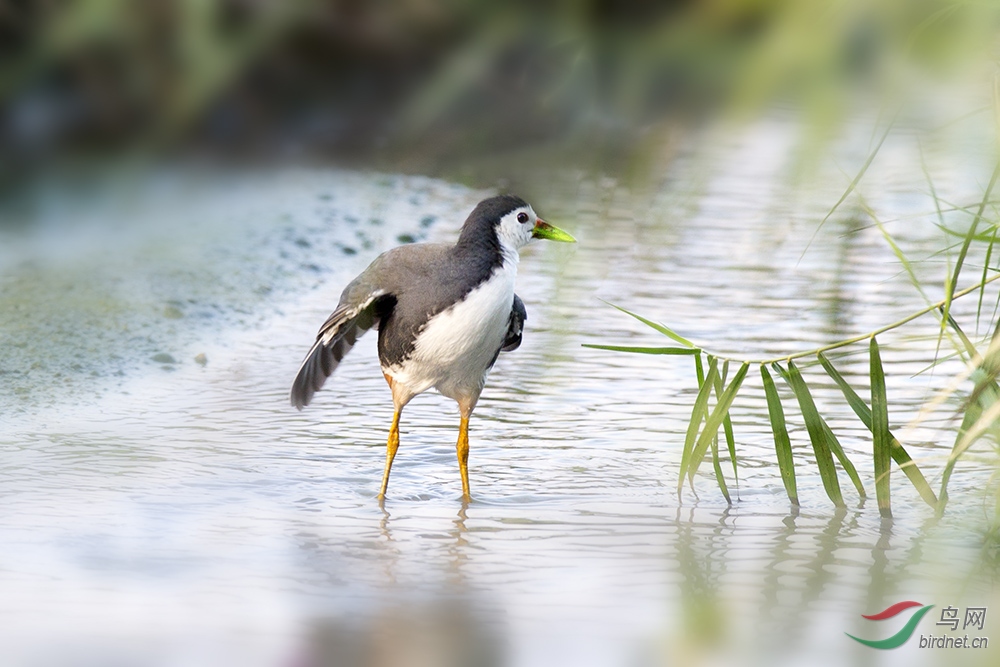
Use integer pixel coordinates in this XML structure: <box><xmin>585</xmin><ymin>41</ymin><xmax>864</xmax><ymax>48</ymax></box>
<box><xmin>760</xmin><ymin>364</ymin><xmax>798</xmax><ymax>506</ymax></box>
<box><xmin>581</xmin><ymin>344</ymin><xmax>700</xmax><ymax>355</ymax></box>
<box><xmin>820</xmin><ymin>420</ymin><xmax>867</xmax><ymax>500</ymax></box>
<box><xmin>713</xmin><ymin>362</ymin><xmax>740</xmax><ymax>499</ymax></box>
<box><xmin>688</xmin><ymin>363</ymin><xmax>749</xmax><ymax>487</ymax></box>
<box><xmin>818</xmin><ymin>352</ymin><xmax>938</xmax><ymax>507</ymax></box>
<box><xmin>817</xmin><ymin>359</ymin><xmax>871</xmax><ymax>418</ymax></box>
<box><xmin>707</xmin><ymin>355</ymin><xmax>726</xmax><ymax>501</ymax></box>
<box><xmin>870</xmin><ymin>337</ymin><xmax>892</xmax><ymax>518</ymax></box>
<box><xmin>722</xmin><ymin>411</ymin><xmax>738</xmax><ymax>496</ymax></box>
<box><xmin>679</xmin><ymin>357</ymin><xmax>718</xmax><ymax>498</ymax></box>
<box><xmin>777</xmin><ymin>361</ymin><xmax>844</xmax><ymax>507</ymax></box>
<box><xmin>599</xmin><ymin>300</ymin><xmax>695</xmax><ymax>347</ymax></box>
<box><xmin>771</xmin><ymin>362</ymin><xmax>863</xmax><ymax>500</ymax></box>
<box><xmin>710</xmin><ymin>433</ymin><xmax>731</xmax><ymax>504</ymax></box>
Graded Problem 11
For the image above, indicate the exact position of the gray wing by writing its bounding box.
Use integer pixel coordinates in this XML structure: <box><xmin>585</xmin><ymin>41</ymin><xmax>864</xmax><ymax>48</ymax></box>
<box><xmin>290</xmin><ymin>285</ymin><xmax>386</xmax><ymax>409</ymax></box>
<box><xmin>501</xmin><ymin>294</ymin><xmax>527</xmax><ymax>352</ymax></box>
<box><xmin>290</xmin><ymin>243</ymin><xmax>452</xmax><ymax>409</ymax></box>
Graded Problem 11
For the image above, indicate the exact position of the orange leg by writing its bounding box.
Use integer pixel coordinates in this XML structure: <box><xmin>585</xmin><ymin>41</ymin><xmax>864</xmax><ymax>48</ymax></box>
<box><xmin>379</xmin><ymin>372</ymin><xmax>413</xmax><ymax>501</ymax></box>
<box><xmin>378</xmin><ymin>408</ymin><xmax>402</xmax><ymax>500</ymax></box>
<box><xmin>457</xmin><ymin>415</ymin><xmax>471</xmax><ymax>499</ymax></box>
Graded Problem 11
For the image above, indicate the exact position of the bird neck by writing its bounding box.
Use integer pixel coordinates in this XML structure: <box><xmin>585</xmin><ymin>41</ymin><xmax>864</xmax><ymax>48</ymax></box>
<box><xmin>454</xmin><ymin>222</ymin><xmax>509</xmax><ymax>269</ymax></box>
<box><xmin>499</xmin><ymin>240</ymin><xmax>521</xmax><ymax>270</ymax></box>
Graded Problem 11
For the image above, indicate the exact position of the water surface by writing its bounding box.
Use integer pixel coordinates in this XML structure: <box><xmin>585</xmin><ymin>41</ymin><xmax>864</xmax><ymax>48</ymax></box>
<box><xmin>2</xmin><ymin>120</ymin><xmax>999</xmax><ymax>666</ymax></box>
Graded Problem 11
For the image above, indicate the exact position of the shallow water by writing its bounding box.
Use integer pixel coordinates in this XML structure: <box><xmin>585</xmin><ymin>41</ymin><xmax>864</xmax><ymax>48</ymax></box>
<box><xmin>2</xmin><ymin>118</ymin><xmax>999</xmax><ymax>666</ymax></box>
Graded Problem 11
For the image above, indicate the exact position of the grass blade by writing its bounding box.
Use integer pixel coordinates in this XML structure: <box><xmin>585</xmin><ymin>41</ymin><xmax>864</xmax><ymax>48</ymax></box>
<box><xmin>935</xmin><ymin>218</ymin><xmax>1000</xmax><ymax>242</ymax></box>
<box><xmin>864</xmin><ymin>202</ymin><xmax>929</xmax><ymax>302</ymax></box>
<box><xmin>869</xmin><ymin>337</ymin><xmax>892</xmax><ymax>517</ymax></box>
<box><xmin>943</xmin><ymin>341</ymin><xmax>1000</xmax><ymax>504</ymax></box>
<box><xmin>777</xmin><ymin>361</ymin><xmax>844</xmax><ymax>507</ymax></box>
<box><xmin>939</xmin><ymin>401</ymin><xmax>982</xmax><ymax>514</ymax></box>
<box><xmin>679</xmin><ymin>356</ymin><xmax>718</xmax><ymax>498</ymax></box>
<box><xmin>760</xmin><ymin>364</ymin><xmax>798</xmax><ymax>506</ymax></box>
<box><xmin>599</xmin><ymin>300</ymin><xmax>695</xmax><ymax>347</ymax></box>
<box><xmin>977</xmin><ymin>226</ymin><xmax>997</xmax><ymax>330</ymax></box>
<box><xmin>941</xmin><ymin>161</ymin><xmax>1000</xmax><ymax>352</ymax></box>
<box><xmin>581</xmin><ymin>344</ymin><xmax>700</xmax><ymax>355</ymax></box>
<box><xmin>688</xmin><ymin>363</ymin><xmax>749</xmax><ymax>488</ymax></box>
<box><xmin>818</xmin><ymin>352</ymin><xmax>938</xmax><ymax>507</ymax></box>
<box><xmin>821</xmin><ymin>116</ymin><xmax>894</xmax><ymax>226</ymax></box>
<box><xmin>945</xmin><ymin>310</ymin><xmax>980</xmax><ymax>359</ymax></box>
<box><xmin>800</xmin><ymin>113</ymin><xmax>896</xmax><ymax>259</ymax></box>
<box><xmin>944</xmin><ymin>312</ymin><xmax>1000</xmax><ymax>409</ymax></box>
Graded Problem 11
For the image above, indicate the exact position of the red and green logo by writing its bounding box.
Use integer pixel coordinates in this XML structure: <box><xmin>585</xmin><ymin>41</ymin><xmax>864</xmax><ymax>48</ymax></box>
<box><xmin>846</xmin><ymin>601</ymin><xmax>935</xmax><ymax>649</ymax></box>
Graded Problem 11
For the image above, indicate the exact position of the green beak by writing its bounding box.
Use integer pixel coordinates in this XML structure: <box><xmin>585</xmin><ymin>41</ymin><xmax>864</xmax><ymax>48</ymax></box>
<box><xmin>532</xmin><ymin>219</ymin><xmax>576</xmax><ymax>243</ymax></box>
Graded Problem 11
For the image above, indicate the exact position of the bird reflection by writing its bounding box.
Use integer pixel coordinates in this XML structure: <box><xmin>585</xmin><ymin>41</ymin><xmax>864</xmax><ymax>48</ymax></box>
<box><xmin>299</xmin><ymin>501</ymin><xmax>502</xmax><ymax>667</ymax></box>
<box><xmin>447</xmin><ymin>502</ymin><xmax>471</xmax><ymax>587</ymax></box>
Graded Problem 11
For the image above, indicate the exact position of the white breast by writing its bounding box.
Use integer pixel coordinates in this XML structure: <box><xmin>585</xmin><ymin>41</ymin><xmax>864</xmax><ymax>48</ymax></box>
<box><xmin>384</xmin><ymin>262</ymin><xmax>517</xmax><ymax>402</ymax></box>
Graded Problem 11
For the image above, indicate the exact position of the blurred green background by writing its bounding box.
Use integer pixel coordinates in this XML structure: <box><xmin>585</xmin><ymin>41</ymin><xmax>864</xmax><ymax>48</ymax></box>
<box><xmin>3</xmin><ymin>0</ymin><xmax>998</xmax><ymax>185</ymax></box>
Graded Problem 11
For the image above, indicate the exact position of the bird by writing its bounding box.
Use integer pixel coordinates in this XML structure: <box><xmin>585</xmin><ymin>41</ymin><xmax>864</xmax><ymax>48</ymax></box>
<box><xmin>290</xmin><ymin>194</ymin><xmax>575</xmax><ymax>500</ymax></box>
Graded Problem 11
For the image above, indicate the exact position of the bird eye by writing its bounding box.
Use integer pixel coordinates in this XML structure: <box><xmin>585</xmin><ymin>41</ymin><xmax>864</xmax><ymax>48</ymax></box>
<box><xmin>517</xmin><ymin>212</ymin><xmax>529</xmax><ymax>224</ymax></box>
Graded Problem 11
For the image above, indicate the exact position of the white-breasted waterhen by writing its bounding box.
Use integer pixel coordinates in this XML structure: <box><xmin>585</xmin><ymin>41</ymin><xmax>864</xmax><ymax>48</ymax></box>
<box><xmin>290</xmin><ymin>195</ymin><xmax>575</xmax><ymax>500</ymax></box>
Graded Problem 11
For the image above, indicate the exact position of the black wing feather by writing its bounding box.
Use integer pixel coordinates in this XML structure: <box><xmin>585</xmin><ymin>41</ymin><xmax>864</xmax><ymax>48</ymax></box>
<box><xmin>290</xmin><ymin>292</ymin><xmax>385</xmax><ymax>409</ymax></box>
<box><xmin>501</xmin><ymin>294</ymin><xmax>527</xmax><ymax>352</ymax></box>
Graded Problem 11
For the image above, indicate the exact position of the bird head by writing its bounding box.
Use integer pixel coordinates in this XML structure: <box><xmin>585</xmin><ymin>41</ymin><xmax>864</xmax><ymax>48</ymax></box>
<box><xmin>480</xmin><ymin>195</ymin><xmax>576</xmax><ymax>253</ymax></box>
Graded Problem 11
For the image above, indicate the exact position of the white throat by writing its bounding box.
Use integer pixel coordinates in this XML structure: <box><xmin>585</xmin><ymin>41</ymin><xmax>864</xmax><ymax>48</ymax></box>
<box><xmin>499</xmin><ymin>239</ymin><xmax>522</xmax><ymax>269</ymax></box>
